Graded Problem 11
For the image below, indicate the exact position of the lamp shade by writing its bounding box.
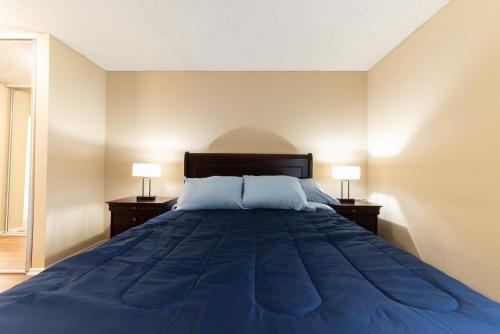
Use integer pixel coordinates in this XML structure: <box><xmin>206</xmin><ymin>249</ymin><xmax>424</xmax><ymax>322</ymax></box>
<box><xmin>132</xmin><ymin>163</ymin><xmax>161</xmax><ymax>177</ymax></box>
<box><xmin>332</xmin><ymin>166</ymin><xmax>360</xmax><ymax>180</ymax></box>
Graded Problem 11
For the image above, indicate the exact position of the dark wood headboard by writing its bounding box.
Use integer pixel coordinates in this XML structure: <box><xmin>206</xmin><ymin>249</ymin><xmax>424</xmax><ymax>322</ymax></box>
<box><xmin>184</xmin><ymin>152</ymin><xmax>313</xmax><ymax>178</ymax></box>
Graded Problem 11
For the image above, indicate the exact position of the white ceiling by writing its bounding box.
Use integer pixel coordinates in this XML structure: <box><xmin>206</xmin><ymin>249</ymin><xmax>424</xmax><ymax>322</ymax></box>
<box><xmin>0</xmin><ymin>40</ymin><xmax>32</xmax><ymax>86</ymax></box>
<box><xmin>0</xmin><ymin>0</ymin><xmax>448</xmax><ymax>71</ymax></box>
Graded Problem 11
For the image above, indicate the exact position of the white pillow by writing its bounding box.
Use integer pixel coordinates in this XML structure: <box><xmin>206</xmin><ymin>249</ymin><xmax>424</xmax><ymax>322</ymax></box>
<box><xmin>299</xmin><ymin>178</ymin><xmax>340</xmax><ymax>205</ymax></box>
<box><xmin>242</xmin><ymin>175</ymin><xmax>315</xmax><ymax>211</ymax></box>
<box><xmin>176</xmin><ymin>176</ymin><xmax>244</xmax><ymax>210</ymax></box>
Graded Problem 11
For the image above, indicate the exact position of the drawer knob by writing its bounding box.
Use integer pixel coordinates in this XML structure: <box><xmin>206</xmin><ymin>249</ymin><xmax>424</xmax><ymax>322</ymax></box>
<box><xmin>132</xmin><ymin>206</ymin><xmax>137</xmax><ymax>210</ymax></box>
<box><xmin>352</xmin><ymin>209</ymin><xmax>356</xmax><ymax>213</ymax></box>
<box><xmin>132</xmin><ymin>217</ymin><xmax>137</xmax><ymax>222</ymax></box>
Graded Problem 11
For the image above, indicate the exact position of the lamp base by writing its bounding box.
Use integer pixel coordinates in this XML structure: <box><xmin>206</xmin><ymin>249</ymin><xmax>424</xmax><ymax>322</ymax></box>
<box><xmin>339</xmin><ymin>198</ymin><xmax>355</xmax><ymax>204</ymax></box>
<box><xmin>136</xmin><ymin>196</ymin><xmax>156</xmax><ymax>201</ymax></box>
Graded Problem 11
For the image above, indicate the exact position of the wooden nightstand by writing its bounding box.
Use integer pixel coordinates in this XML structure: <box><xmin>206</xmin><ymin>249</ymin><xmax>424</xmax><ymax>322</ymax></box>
<box><xmin>330</xmin><ymin>200</ymin><xmax>382</xmax><ymax>235</ymax></box>
<box><xmin>106</xmin><ymin>197</ymin><xmax>177</xmax><ymax>237</ymax></box>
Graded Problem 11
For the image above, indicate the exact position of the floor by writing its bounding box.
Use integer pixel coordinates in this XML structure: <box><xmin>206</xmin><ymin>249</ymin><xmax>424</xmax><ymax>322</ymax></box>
<box><xmin>0</xmin><ymin>236</ymin><xmax>28</xmax><ymax>293</ymax></box>
<box><xmin>0</xmin><ymin>273</ymin><xmax>29</xmax><ymax>293</ymax></box>
<box><xmin>0</xmin><ymin>236</ymin><xmax>26</xmax><ymax>270</ymax></box>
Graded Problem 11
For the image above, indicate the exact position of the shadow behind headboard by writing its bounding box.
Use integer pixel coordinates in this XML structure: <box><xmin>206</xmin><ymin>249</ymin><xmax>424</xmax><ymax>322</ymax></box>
<box><xmin>184</xmin><ymin>152</ymin><xmax>313</xmax><ymax>178</ymax></box>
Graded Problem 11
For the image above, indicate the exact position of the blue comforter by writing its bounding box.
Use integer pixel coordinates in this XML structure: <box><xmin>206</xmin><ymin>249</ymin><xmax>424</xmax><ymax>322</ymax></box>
<box><xmin>1</xmin><ymin>209</ymin><xmax>499</xmax><ymax>333</ymax></box>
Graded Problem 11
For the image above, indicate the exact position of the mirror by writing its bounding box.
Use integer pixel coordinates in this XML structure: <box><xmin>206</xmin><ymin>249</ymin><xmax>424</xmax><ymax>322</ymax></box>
<box><xmin>0</xmin><ymin>40</ymin><xmax>33</xmax><ymax>271</ymax></box>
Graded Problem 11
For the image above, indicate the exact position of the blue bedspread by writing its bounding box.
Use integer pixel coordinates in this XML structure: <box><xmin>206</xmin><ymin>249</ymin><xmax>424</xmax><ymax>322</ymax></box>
<box><xmin>1</xmin><ymin>209</ymin><xmax>500</xmax><ymax>333</ymax></box>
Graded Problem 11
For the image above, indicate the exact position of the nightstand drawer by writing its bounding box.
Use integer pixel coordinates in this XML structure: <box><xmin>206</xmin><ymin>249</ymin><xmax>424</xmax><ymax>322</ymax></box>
<box><xmin>136</xmin><ymin>208</ymin><xmax>164</xmax><ymax>221</ymax></box>
<box><xmin>110</xmin><ymin>209</ymin><xmax>163</xmax><ymax>236</ymax></box>
<box><xmin>335</xmin><ymin>207</ymin><xmax>380</xmax><ymax>216</ymax></box>
<box><xmin>349</xmin><ymin>217</ymin><xmax>377</xmax><ymax>234</ymax></box>
<box><xmin>111</xmin><ymin>210</ymin><xmax>139</xmax><ymax>236</ymax></box>
<box><xmin>107</xmin><ymin>197</ymin><xmax>177</xmax><ymax>237</ymax></box>
<box><xmin>331</xmin><ymin>200</ymin><xmax>381</xmax><ymax>235</ymax></box>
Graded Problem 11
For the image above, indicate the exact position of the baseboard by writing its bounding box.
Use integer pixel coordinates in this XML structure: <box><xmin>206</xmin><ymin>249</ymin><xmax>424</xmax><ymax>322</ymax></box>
<box><xmin>27</xmin><ymin>268</ymin><xmax>44</xmax><ymax>276</ymax></box>
<box><xmin>26</xmin><ymin>239</ymin><xmax>107</xmax><ymax>277</ymax></box>
<box><xmin>0</xmin><ymin>269</ymin><xmax>26</xmax><ymax>274</ymax></box>
<box><xmin>68</xmin><ymin>239</ymin><xmax>107</xmax><ymax>257</ymax></box>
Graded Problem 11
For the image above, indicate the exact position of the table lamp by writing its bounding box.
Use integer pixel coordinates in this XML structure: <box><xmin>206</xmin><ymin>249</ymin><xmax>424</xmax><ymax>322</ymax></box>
<box><xmin>332</xmin><ymin>165</ymin><xmax>360</xmax><ymax>204</ymax></box>
<box><xmin>132</xmin><ymin>163</ymin><xmax>161</xmax><ymax>201</ymax></box>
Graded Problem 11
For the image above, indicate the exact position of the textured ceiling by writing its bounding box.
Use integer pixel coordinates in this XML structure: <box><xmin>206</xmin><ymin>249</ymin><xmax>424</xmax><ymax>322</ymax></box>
<box><xmin>0</xmin><ymin>0</ymin><xmax>448</xmax><ymax>71</ymax></box>
<box><xmin>0</xmin><ymin>40</ymin><xmax>32</xmax><ymax>85</ymax></box>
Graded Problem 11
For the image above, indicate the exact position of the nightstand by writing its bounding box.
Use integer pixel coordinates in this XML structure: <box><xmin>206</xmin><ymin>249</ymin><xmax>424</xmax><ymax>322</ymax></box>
<box><xmin>106</xmin><ymin>196</ymin><xmax>177</xmax><ymax>237</ymax></box>
<box><xmin>331</xmin><ymin>200</ymin><xmax>382</xmax><ymax>234</ymax></box>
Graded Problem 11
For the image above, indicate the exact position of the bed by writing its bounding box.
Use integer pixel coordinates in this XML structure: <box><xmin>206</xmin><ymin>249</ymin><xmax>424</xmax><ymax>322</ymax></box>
<box><xmin>1</xmin><ymin>153</ymin><xmax>499</xmax><ymax>333</ymax></box>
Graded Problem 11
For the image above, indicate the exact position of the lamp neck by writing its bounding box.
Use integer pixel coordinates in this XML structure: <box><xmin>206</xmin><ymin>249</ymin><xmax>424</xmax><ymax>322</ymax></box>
<box><xmin>142</xmin><ymin>177</ymin><xmax>152</xmax><ymax>197</ymax></box>
<box><xmin>340</xmin><ymin>179</ymin><xmax>351</xmax><ymax>199</ymax></box>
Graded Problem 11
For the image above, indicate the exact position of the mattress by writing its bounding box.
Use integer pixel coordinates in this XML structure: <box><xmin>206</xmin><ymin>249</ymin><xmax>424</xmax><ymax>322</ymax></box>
<box><xmin>1</xmin><ymin>209</ymin><xmax>499</xmax><ymax>333</ymax></box>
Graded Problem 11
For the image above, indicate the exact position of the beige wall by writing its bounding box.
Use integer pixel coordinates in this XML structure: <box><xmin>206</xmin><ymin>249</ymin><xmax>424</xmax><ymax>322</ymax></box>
<box><xmin>32</xmin><ymin>34</ymin><xmax>49</xmax><ymax>269</ymax></box>
<box><xmin>43</xmin><ymin>37</ymin><xmax>107</xmax><ymax>265</ymax></box>
<box><xmin>30</xmin><ymin>35</ymin><xmax>107</xmax><ymax>268</ymax></box>
<box><xmin>367</xmin><ymin>0</ymin><xmax>500</xmax><ymax>301</ymax></box>
<box><xmin>0</xmin><ymin>83</ymin><xmax>9</xmax><ymax>233</ymax></box>
<box><xmin>105</xmin><ymin>72</ymin><xmax>367</xmax><ymax>212</ymax></box>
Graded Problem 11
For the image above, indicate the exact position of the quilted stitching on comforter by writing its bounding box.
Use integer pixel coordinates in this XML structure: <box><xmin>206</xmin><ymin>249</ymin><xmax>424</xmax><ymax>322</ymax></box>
<box><xmin>1</xmin><ymin>209</ymin><xmax>499</xmax><ymax>333</ymax></box>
